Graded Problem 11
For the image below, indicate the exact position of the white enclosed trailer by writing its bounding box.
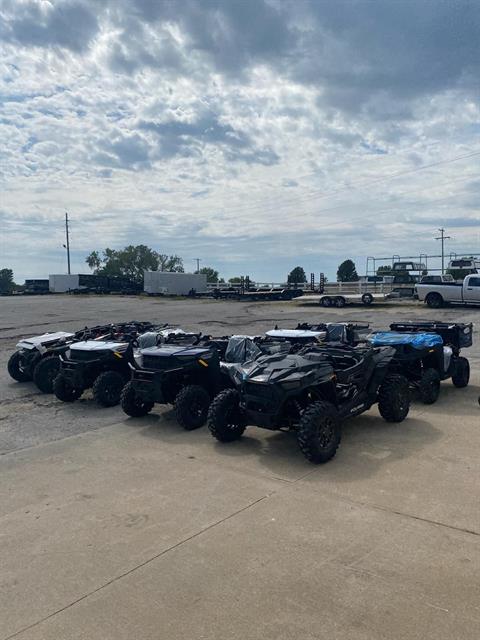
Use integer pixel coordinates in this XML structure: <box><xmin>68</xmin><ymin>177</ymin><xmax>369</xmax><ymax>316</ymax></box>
<box><xmin>49</xmin><ymin>274</ymin><xmax>83</xmax><ymax>293</ymax></box>
<box><xmin>144</xmin><ymin>272</ymin><xmax>208</xmax><ymax>295</ymax></box>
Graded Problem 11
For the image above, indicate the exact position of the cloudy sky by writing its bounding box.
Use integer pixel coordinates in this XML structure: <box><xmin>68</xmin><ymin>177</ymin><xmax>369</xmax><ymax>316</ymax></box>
<box><xmin>1</xmin><ymin>0</ymin><xmax>480</xmax><ymax>282</ymax></box>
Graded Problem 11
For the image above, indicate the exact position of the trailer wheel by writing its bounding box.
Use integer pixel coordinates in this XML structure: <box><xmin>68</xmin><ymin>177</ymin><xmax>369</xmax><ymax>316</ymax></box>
<box><xmin>378</xmin><ymin>374</ymin><xmax>410</xmax><ymax>422</ymax></box>
<box><xmin>208</xmin><ymin>389</ymin><xmax>246</xmax><ymax>442</ymax></box>
<box><xmin>297</xmin><ymin>401</ymin><xmax>341</xmax><ymax>464</ymax></box>
<box><xmin>320</xmin><ymin>296</ymin><xmax>332</xmax><ymax>307</ymax></box>
<box><xmin>418</xmin><ymin>368</ymin><xmax>441</xmax><ymax>404</ymax></box>
<box><xmin>175</xmin><ymin>384</ymin><xmax>210</xmax><ymax>430</ymax></box>
<box><xmin>362</xmin><ymin>293</ymin><xmax>373</xmax><ymax>305</ymax></box>
<box><xmin>425</xmin><ymin>292</ymin><xmax>443</xmax><ymax>309</ymax></box>
<box><xmin>33</xmin><ymin>356</ymin><xmax>60</xmax><ymax>393</ymax></box>
<box><xmin>335</xmin><ymin>296</ymin><xmax>346</xmax><ymax>307</ymax></box>
<box><xmin>121</xmin><ymin>381</ymin><xmax>154</xmax><ymax>417</ymax></box>
<box><xmin>7</xmin><ymin>351</ymin><xmax>32</xmax><ymax>382</ymax></box>
<box><xmin>53</xmin><ymin>374</ymin><xmax>82</xmax><ymax>402</ymax></box>
<box><xmin>451</xmin><ymin>357</ymin><xmax>470</xmax><ymax>388</ymax></box>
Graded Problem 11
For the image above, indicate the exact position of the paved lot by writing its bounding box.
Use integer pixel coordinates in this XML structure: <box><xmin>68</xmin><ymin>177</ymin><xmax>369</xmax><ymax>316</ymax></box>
<box><xmin>0</xmin><ymin>295</ymin><xmax>479</xmax><ymax>639</ymax></box>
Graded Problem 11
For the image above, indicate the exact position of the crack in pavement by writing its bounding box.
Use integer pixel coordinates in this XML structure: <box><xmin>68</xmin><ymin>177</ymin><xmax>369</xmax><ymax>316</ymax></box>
<box><xmin>2</xmin><ymin>439</ymin><xmax>479</xmax><ymax>638</ymax></box>
<box><xmin>2</xmin><ymin>493</ymin><xmax>272</xmax><ymax>640</ymax></box>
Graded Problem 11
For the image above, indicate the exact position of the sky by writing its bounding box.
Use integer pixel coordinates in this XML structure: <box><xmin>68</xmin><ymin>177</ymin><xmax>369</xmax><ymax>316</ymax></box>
<box><xmin>1</xmin><ymin>0</ymin><xmax>480</xmax><ymax>283</ymax></box>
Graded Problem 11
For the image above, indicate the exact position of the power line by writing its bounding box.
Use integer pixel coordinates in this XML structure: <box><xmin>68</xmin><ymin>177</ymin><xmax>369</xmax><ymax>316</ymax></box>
<box><xmin>205</xmin><ymin>147</ymin><xmax>480</xmax><ymax>218</ymax></box>
<box><xmin>2</xmin><ymin>150</ymin><xmax>480</xmax><ymax>250</ymax></box>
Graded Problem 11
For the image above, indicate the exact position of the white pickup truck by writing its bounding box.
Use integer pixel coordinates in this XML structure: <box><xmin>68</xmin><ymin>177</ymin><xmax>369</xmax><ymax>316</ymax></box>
<box><xmin>416</xmin><ymin>274</ymin><xmax>480</xmax><ymax>308</ymax></box>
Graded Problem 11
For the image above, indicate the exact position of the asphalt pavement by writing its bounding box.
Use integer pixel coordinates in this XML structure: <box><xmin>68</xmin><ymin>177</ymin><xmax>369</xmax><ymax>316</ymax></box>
<box><xmin>1</xmin><ymin>295</ymin><xmax>479</xmax><ymax>640</ymax></box>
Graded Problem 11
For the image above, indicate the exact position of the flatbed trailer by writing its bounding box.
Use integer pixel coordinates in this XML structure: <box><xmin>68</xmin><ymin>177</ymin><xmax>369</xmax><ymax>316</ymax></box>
<box><xmin>213</xmin><ymin>288</ymin><xmax>303</xmax><ymax>301</ymax></box>
<box><xmin>298</xmin><ymin>292</ymin><xmax>387</xmax><ymax>307</ymax></box>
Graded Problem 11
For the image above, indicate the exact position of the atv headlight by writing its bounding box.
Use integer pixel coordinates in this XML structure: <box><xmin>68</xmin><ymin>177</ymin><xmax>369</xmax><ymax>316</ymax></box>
<box><xmin>251</xmin><ymin>374</ymin><xmax>269</xmax><ymax>383</ymax></box>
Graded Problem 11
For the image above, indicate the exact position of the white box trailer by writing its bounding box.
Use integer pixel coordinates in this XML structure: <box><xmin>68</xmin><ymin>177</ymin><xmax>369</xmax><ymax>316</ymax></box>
<box><xmin>144</xmin><ymin>271</ymin><xmax>208</xmax><ymax>295</ymax></box>
<box><xmin>49</xmin><ymin>274</ymin><xmax>83</xmax><ymax>293</ymax></box>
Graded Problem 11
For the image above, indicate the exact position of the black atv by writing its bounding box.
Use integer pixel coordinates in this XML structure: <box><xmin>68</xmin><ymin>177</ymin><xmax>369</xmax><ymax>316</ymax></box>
<box><xmin>53</xmin><ymin>323</ymin><xmax>156</xmax><ymax>407</ymax></box>
<box><xmin>208</xmin><ymin>343</ymin><xmax>410</xmax><ymax>464</ymax></box>
<box><xmin>121</xmin><ymin>335</ymin><xmax>292</xmax><ymax>430</ymax></box>
<box><xmin>7</xmin><ymin>322</ymin><xmax>153</xmax><ymax>394</ymax></box>
<box><xmin>369</xmin><ymin>321</ymin><xmax>473</xmax><ymax>404</ymax></box>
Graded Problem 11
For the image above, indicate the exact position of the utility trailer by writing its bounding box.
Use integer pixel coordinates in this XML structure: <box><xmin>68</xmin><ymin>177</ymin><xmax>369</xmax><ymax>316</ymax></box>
<box><xmin>24</xmin><ymin>279</ymin><xmax>50</xmax><ymax>294</ymax></box>
<box><xmin>212</xmin><ymin>287</ymin><xmax>303</xmax><ymax>301</ymax></box>
<box><xmin>49</xmin><ymin>274</ymin><xmax>141</xmax><ymax>294</ymax></box>
<box><xmin>299</xmin><ymin>292</ymin><xmax>384</xmax><ymax>307</ymax></box>
<box><xmin>144</xmin><ymin>272</ymin><xmax>208</xmax><ymax>296</ymax></box>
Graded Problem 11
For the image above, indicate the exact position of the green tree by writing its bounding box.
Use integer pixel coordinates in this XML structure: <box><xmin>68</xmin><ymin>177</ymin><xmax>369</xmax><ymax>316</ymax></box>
<box><xmin>0</xmin><ymin>268</ymin><xmax>14</xmax><ymax>294</ymax></box>
<box><xmin>376</xmin><ymin>265</ymin><xmax>392</xmax><ymax>276</ymax></box>
<box><xmin>158</xmin><ymin>253</ymin><xmax>184</xmax><ymax>272</ymax></box>
<box><xmin>228</xmin><ymin>276</ymin><xmax>242</xmax><ymax>284</ymax></box>
<box><xmin>85</xmin><ymin>245</ymin><xmax>184</xmax><ymax>284</ymax></box>
<box><xmin>287</xmin><ymin>266</ymin><xmax>307</xmax><ymax>284</ymax></box>
<box><xmin>199</xmin><ymin>266</ymin><xmax>220</xmax><ymax>283</ymax></box>
<box><xmin>337</xmin><ymin>259</ymin><xmax>359</xmax><ymax>282</ymax></box>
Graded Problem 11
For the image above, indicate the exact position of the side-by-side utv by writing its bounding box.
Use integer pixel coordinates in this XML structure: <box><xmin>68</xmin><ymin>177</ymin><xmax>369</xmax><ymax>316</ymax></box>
<box><xmin>208</xmin><ymin>343</ymin><xmax>410</xmax><ymax>464</ymax></box>
<box><xmin>368</xmin><ymin>321</ymin><xmax>472</xmax><ymax>404</ymax></box>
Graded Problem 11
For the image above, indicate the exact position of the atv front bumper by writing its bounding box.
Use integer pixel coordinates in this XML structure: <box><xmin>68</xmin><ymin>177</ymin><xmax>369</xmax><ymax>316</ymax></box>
<box><xmin>130</xmin><ymin>369</ymin><xmax>168</xmax><ymax>403</ymax></box>
<box><xmin>242</xmin><ymin>408</ymin><xmax>282</xmax><ymax>430</ymax></box>
<box><xmin>60</xmin><ymin>359</ymin><xmax>97</xmax><ymax>389</ymax></box>
<box><xmin>18</xmin><ymin>349</ymin><xmax>40</xmax><ymax>376</ymax></box>
<box><xmin>240</xmin><ymin>383</ymin><xmax>283</xmax><ymax>430</ymax></box>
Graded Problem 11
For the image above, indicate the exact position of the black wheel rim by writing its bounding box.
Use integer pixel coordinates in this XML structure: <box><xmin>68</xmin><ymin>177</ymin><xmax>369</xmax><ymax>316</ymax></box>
<box><xmin>191</xmin><ymin>399</ymin><xmax>207</xmax><ymax>420</ymax></box>
<box><xmin>315</xmin><ymin>416</ymin><xmax>335</xmax><ymax>449</ymax></box>
<box><xmin>395</xmin><ymin>391</ymin><xmax>408</xmax><ymax>414</ymax></box>
<box><xmin>225</xmin><ymin>404</ymin><xmax>241</xmax><ymax>431</ymax></box>
<box><xmin>104</xmin><ymin>380</ymin><xmax>122</xmax><ymax>402</ymax></box>
<box><xmin>46</xmin><ymin>362</ymin><xmax>58</xmax><ymax>385</ymax></box>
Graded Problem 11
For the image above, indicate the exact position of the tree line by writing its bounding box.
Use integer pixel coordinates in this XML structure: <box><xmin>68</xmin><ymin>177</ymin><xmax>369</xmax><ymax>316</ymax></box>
<box><xmin>286</xmin><ymin>260</ymin><xmax>359</xmax><ymax>283</ymax></box>
<box><xmin>85</xmin><ymin>246</ymin><xmax>360</xmax><ymax>284</ymax></box>
<box><xmin>0</xmin><ymin>249</ymin><xmax>361</xmax><ymax>295</ymax></box>
<box><xmin>86</xmin><ymin>245</ymin><xmax>226</xmax><ymax>284</ymax></box>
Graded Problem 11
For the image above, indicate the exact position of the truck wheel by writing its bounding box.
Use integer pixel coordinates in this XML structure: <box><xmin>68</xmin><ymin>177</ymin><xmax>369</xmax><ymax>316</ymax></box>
<box><xmin>418</xmin><ymin>368</ymin><xmax>441</xmax><ymax>404</ymax></box>
<box><xmin>121</xmin><ymin>381</ymin><xmax>154</xmax><ymax>417</ymax></box>
<box><xmin>378</xmin><ymin>374</ymin><xmax>410</xmax><ymax>422</ymax></box>
<box><xmin>335</xmin><ymin>296</ymin><xmax>346</xmax><ymax>308</ymax></box>
<box><xmin>320</xmin><ymin>296</ymin><xmax>332</xmax><ymax>307</ymax></box>
<box><xmin>362</xmin><ymin>293</ymin><xmax>373</xmax><ymax>305</ymax></box>
<box><xmin>451</xmin><ymin>357</ymin><xmax>470</xmax><ymax>388</ymax></box>
<box><xmin>92</xmin><ymin>371</ymin><xmax>126</xmax><ymax>407</ymax></box>
<box><xmin>208</xmin><ymin>389</ymin><xmax>246</xmax><ymax>442</ymax></box>
<box><xmin>426</xmin><ymin>292</ymin><xmax>443</xmax><ymax>308</ymax></box>
<box><xmin>53</xmin><ymin>373</ymin><xmax>82</xmax><ymax>402</ymax></box>
<box><xmin>7</xmin><ymin>351</ymin><xmax>32</xmax><ymax>382</ymax></box>
<box><xmin>297</xmin><ymin>401</ymin><xmax>341</xmax><ymax>464</ymax></box>
<box><xmin>175</xmin><ymin>384</ymin><xmax>211</xmax><ymax>430</ymax></box>
<box><xmin>33</xmin><ymin>356</ymin><xmax>60</xmax><ymax>393</ymax></box>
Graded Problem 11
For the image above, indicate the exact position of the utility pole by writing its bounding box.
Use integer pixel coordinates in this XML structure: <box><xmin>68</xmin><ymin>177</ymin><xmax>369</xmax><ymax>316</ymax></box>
<box><xmin>65</xmin><ymin>212</ymin><xmax>71</xmax><ymax>275</ymax></box>
<box><xmin>194</xmin><ymin>258</ymin><xmax>201</xmax><ymax>274</ymax></box>
<box><xmin>435</xmin><ymin>228</ymin><xmax>451</xmax><ymax>274</ymax></box>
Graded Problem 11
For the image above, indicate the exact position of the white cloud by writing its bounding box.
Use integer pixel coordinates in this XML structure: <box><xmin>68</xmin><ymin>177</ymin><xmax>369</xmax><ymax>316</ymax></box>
<box><xmin>0</xmin><ymin>0</ymin><xmax>479</xmax><ymax>282</ymax></box>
